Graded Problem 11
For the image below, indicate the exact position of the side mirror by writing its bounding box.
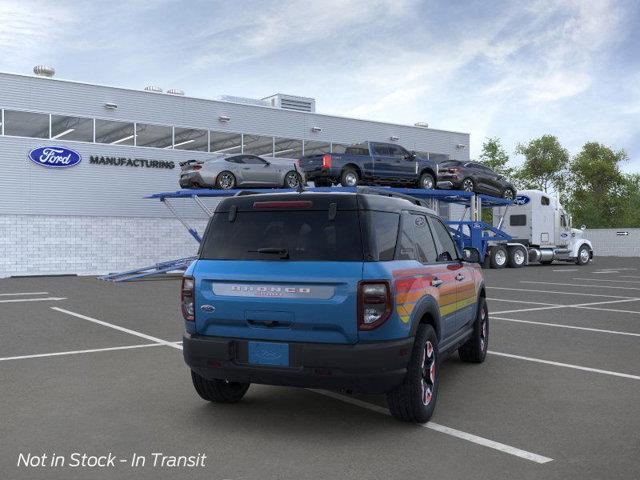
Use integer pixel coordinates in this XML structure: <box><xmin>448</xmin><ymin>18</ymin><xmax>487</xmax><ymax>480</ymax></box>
<box><xmin>462</xmin><ymin>248</ymin><xmax>481</xmax><ymax>263</ymax></box>
<box><xmin>581</xmin><ymin>224</ymin><xmax>586</xmax><ymax>230</ymax></box>
<box><xmin>264</xmin><ymin>161</ymin><xmax>271</xmax><ymax>166</ymax></box>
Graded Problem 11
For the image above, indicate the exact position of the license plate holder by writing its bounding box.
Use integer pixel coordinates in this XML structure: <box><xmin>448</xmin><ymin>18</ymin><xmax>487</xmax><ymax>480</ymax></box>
<box><xmin>248</xmin><ymin>341</ymin><xmax>289</xmax><ymax>367</ymax></box>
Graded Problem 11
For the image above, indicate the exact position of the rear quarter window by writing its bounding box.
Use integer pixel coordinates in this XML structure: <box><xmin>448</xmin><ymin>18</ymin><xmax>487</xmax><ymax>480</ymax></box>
<box><xmin>360</xmin><ymin>211</ymin><xmax>399</xmax><ymax>261</ymax></box>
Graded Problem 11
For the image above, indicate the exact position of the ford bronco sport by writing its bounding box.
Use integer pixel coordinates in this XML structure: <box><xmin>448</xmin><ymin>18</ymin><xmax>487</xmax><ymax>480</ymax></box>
<box><xmin>182</xmin><ymin>188</ymin><xmax>488</xmax><ymax>423</ymax></box>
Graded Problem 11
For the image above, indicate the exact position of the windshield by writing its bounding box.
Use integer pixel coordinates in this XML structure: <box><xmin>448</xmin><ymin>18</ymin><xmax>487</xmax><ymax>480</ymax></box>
<box><xmin>200</xmin><ymin>210</ymin><xmax>364</xmax><ymax>261</ymax></box>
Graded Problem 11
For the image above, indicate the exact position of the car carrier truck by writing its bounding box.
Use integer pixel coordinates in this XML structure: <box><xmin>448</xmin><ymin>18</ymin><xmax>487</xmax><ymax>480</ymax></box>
<box><xmin>486</xmin><ymin>189</ymin><xmax>593</xmax><ymax>268</ymax></box>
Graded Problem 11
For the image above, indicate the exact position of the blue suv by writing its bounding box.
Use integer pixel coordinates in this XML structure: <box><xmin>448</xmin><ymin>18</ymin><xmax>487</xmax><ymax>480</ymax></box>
<box><xmin>182</xmin><ymin>189</ymin><xmax>488</xmax><ymax>422</ymax></box>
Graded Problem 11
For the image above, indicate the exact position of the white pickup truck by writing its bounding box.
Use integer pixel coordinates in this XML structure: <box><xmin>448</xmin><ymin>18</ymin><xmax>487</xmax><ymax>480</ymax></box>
<box><xmin>487</xmin><ymin>189</ymin><xmax>593</xmax><ymax>268</ymax></box>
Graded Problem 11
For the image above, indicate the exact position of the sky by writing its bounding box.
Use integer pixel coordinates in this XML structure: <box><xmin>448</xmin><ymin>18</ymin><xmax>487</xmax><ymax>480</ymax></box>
<box><xmin>1</xmin><ymin>0</ymin><xmax>639</xmax><ymax>171</ymax></box>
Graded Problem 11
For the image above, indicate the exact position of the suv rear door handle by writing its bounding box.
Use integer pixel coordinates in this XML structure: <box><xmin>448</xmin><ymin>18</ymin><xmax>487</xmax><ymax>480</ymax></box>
<box><xmin>432</xmin><ymin>277</ymin><xmax>444</xmax><ymax>287</ymax></box>
<box><xmin>455</xmin><ymin>273</ymin><xmax>465</xmax><ymax>282</ymax></box>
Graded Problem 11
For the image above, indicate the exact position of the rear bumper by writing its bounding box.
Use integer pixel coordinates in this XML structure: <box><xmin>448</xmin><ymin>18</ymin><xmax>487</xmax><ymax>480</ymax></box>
<box><xmin>301</xmin><ymin>167</ymin><xmax>338</xmax><ymax>182</ymax></box>
<box><xmin>179</xmin><ymin>172</ymin><xmax>207</xmax><ymax>188</ymax></box>
<box><xmin>183</xmin><ymin>333</ymin><xmax>413</xmax><ymax>394</ymax></box>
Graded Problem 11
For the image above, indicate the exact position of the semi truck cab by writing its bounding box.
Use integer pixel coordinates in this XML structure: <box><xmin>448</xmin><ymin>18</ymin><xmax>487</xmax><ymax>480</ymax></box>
<box><xmin>490</xmin><ymin>189</ymin><xmax>593</xmax><ymax>266</ymax></box>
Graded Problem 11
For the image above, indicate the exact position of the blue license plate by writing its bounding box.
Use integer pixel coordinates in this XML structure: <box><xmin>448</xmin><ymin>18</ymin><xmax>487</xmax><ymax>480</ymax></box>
<box><xmin>248</xmin><ymin>341</ymin><xmax>289</xmax><ymax>367</ymax></box>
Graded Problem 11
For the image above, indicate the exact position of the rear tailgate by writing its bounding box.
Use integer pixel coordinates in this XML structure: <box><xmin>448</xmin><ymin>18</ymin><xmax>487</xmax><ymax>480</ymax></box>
<box><xmin>193</xmin><ymin>260</ymin><xmax>362</xmax><ymax>344</ymax></box>
<box><xmin>298</xmin><ymin>153</ymin><xmax>341</xmax><ymax>174</ymax></box>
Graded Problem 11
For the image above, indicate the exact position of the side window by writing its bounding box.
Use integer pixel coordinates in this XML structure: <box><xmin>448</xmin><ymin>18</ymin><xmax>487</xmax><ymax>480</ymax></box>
<box><xmin>395</xmin><ymin>212</ymin><xmax>438</xmax><ymax>263</ymax></box>
<box><xmin>411</xmin><ymin>214</ymin><xmax>438</xmax><ymax>263</ymax></box>
<box><xmin>364</xmin><ymin>211</ymin><xmax>399</xmax><ymax>261</ymax></box>
<box><xmin>372</xmin><ymin>144</ymin><xmax>390</xmax><ymax>156</ymax></box>
<box><xmin>510</xmin><ymin>214</ymin><xmax>527</xmax><ymax>226</ymax></box>
<box><xmin>541</xmin><ymin>196</ymin><xmax>550</xmax><ymax>206</ymax></box>
<box><xmin>243</xmin><ymin>155</ymin><xmax>267</xmax><ymax>165</ymax></box>
<box><xmin>429</xmin><ymin>218</ymin><xmax>458</xmax><ymax>263</ymax></box>
<box><xmin>226</xmin><ymin>156</ymin><xmax>244</xmax><ymax>164</ymax></box>
<box><xmin>387</xmin><ymin>145</ymin><xmax>405</xmax><ymax>157</ymax></box>
<box><xmin>560</xmin><ymin>215</ymin><xmax>567</xmax><ymax>228</ymax></box>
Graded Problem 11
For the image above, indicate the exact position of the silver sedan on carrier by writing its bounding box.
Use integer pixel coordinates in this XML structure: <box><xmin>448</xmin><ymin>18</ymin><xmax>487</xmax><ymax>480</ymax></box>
<box><xmin>179</xmin><ymin>154</ymin><xmax>304</xmax><ymax>190</ymax></box>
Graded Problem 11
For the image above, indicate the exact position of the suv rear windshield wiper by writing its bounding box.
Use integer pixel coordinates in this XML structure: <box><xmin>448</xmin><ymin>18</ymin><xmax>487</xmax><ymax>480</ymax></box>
<box><xmin>248</xmin><ymin>248</ymin><xmax>290</xmax><ymax>259</ymax></box>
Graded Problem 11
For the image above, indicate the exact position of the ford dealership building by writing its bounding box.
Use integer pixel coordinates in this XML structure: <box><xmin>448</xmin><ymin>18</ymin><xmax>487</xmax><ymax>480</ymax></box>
<box><xmin>0</xmin><ymin>69</ymin><xmax>470</xmax><ymax>277</ymax></box>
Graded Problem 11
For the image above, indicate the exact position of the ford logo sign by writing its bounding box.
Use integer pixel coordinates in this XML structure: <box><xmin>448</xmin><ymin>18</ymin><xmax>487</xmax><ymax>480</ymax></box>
<box><xmin>514</xmin><ymin>195</ymin><xmax>530</xmax><ymax>206</ymax></box>
<box><xmin>28</xmin><ymin>146</ymin><xmax>82</xmax><ymax>168</ymax></box>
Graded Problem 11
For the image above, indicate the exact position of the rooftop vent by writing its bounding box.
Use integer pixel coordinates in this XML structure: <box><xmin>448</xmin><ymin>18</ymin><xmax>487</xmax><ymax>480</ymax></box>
<box><xmin>262</xmin><ymin>93</ymin><xmax>316</xmax><ymax>113</ymax></box>
<box><xmin>144</xmin><ymin>85</ymin><xmax>163</xmax><ymax>93</ymax></box>
<box><xmin>414</xmin><ymin>122</ymin><xmax>429</xmax><ymax>128</ymax></box>
<box><xmin>33</xmin><ymin>65</ymin><xmax>55</xmax><ymax>78</ymax></box>
<box><xmin>167</xmin><ymin>88</ymin><xmax>185</xmax><ymax>96</ymax></box>
<box><xmin>217</xmin><ymin>95</ymin><xmax>270</xmax><ymax>107</ymax></box>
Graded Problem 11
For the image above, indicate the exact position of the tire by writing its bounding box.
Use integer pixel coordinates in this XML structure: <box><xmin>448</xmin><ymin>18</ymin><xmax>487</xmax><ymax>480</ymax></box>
<box><xmin>507</xmin><ymin>246</ymin><xmax>526</xmax><ymax>268</ymax></box>
<box><xmin>576</xmin><ymin>245</ymin><xmax>591</xmax><ymax>265</ymax></box>
<box><xmin>191</xmin><ymin>370</ymin><xmax>250</xmax><ymax>403</ymax></box>
<box><xmin>387</xmin><ymin>324</ymin><xmax>439</xmax><ymax>423</ymax></box>
<box><xmin>215</xmin><ymin>171</ymin><xmax>236</xmax><ymax>190</ymax></box>
<box><xmin>459</xmin><ymin>297</ymin><xmax>489</xmax><ymax>363</ymax></box>
<box><xmin>461</xmin><ymin>178</ymin><xmax>475</xmax><ymax>192</ymax></box>
<box><xmin>419</xmin><ymin>172</ymin><xmax>435</xmax><ymax>190</ymax></box>
<box><xmin>340</xmin><ymin>168</ymin><xmax>359</xmax><ymax>187</ymax></box>
<box><xmin>489</xmin><ymin>245</ymin><xmax>508</xmax><ymax>269</ymax></box>
<box><xmin>313</xmin><ymin>178</ymin><xmax>332</xmax><ymax>187</ymax></box>
<box><xmin>283</xmin><ymin>171</ymin><xmax>302</xmax><ymax>189</ymax></box>
<box><xmin>502</xmin><ymin>188</ymin><xmax>515</xmax><ymax>200</ymax></box>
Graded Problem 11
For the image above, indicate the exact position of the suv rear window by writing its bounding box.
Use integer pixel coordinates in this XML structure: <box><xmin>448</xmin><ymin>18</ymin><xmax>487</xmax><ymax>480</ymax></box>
<box><xmin>200</xmin><ymin>211</ymin><xmax>363</xmax><ymax>261</ymax></box>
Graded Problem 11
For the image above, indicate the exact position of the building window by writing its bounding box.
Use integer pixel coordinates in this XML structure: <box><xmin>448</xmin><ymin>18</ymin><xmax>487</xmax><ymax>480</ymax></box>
<box><xmin>3</xmin><ymin>110</ymin><xmax>50</xmax><ymax>139</ymax></box>
<box><xmin>135</xmin><ymin>123</ymin><xmax>173</xmax><ymax>148</ymax></box>
<box><xmin>273</xmin><ymin>137</ymin><xmax>303</xmax><ymax>158</ymax></box>
<box><xmin>331</xmin><ymin>143</ymin><xmax>349</xmax><ymax>154</ymax></box>
<box><xmin>243</xmin><ymin>134</ymin><xmax>274</xmax><ymax>156</ymax></box>
<box><xmin>173</xmin><ymin>127</ymin><xmax>208</xmax><ymax>151</ymax></box>
<box><xmin>50</xmin><ymin>114</ymin><xmax>94</xmax><ymax>142</ymax></box>
<box><xmin>303</xmin><ymin>140</ymin><xmax>330</xmax><ymax>156</ymax></box>
<box><xmin>210</xmin><ymin>131</ymin><xmax>242</xmax><ymax>154</ymax></box>
<box><xmin>95</xmin><ymin>119</ymin><xmax>135</xmax><ymax>145</ymax></box>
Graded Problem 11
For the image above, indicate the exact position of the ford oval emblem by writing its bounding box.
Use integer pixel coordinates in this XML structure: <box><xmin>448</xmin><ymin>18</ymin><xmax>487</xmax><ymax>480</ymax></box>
<box><xmin>28</xmin><ymin>146</ymin><xmax>82</xmax><ymax>168</ymax></box>
<box><xmin>200</xmin><ymin>304</ymin><xmax>215</xmax><ymax>312</ymax></box>
<box><xmin>514</xmin><ymin>195</ymin><xmax>530</xmax><ymax>205</ymax></box>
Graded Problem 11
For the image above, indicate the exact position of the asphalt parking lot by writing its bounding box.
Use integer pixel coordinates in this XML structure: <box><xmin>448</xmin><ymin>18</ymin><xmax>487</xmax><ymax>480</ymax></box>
<box><xmin>1</xmin><ymin>257</ymin><xmax>639</xmax><ymax>480</ymax></box>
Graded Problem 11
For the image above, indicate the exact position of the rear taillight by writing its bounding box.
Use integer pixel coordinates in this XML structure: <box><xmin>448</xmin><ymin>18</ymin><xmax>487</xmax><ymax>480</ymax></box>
<box><xmin>449</xmin><ymin>167</ymin><xmax>459</xmax><ymax>173</ymax></box>
<box><xmin>296</xmin><ymin>159</ymin><xmax>301</xmax><ymax>167</ymax></box>
<box><xmin>192</xmin><ymin>165</ymin><xmax>202</xmax><ymax>170</ymax></box>
<box><xmin>322</xmin><ymin>154</ymin><xmax>331</xmax><ymax>169</ymax></box>
<box><xmin>358</xmin><ymin>281</ymin><xmax>392</xmax><ymax>330</ymax></box>
<box><xmin>181</xmin><ymin>276</ymin><xmax>195</xmax><ymax>321</ymax></box>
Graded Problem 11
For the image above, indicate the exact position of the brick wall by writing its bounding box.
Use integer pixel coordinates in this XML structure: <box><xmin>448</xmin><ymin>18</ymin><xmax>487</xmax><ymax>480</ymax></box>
<box><xmin>0</xmin><ymin>215</ymin><xmax>207</xmax><ymax>277</ymax></box>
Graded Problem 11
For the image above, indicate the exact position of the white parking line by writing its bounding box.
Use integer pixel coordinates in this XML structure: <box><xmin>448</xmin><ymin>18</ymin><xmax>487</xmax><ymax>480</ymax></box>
<box><xmin>0</xmin><ymin>343</ymin><xmax>163</xmax><ymax>362</ymax></box>
<box><xmin>488</xmin><ymin>298</ymin><xmax>559</xmax><ymax>306</ymax></box>
<box><xmin>0</xmin><ymin>297</ymin><xmax>67</xmax><ymax>304</ymax></box>
<box><xmin>310</xmin><ymin>389</ymin><xmax>553</xmax><ymax>464</ymax></box>
<box><xmin>488</xmin><ymin>286</ymin><xmax>637</xmax><ymax>299</ymax></box>
<box><xmin>492</xmin><ymin>297</ymin><xmax>640</xmax><ymax>315</ymax></box>
<box><xmin>492</xmin><ymin>316</ymin><xmax>640</xmax><ymax>337</ymax></box>
<box><xmin>573</xmin><ymin>278</ymin><xmax>640</xmax><ymax>284</ymax></box>
<box><xmin>0</xmin><ymin>292</ymin><xmax>49</xmax><ymax>296</ymax></box>
<box><xmin>489</xmin><ymin>351</ymin><xmax>640</xmax><ymax>381</ymax></box>
<box><xmin>552</xmin><ymin>269</ymin><xmax>578</xmax><ymax>272</ymax></box>
<box><xmin>520</xmin><ymin>281</ymin><xmax>640</xmax><ymax>291</ymax></box>
<box><xmin>51</xmin><ymin>307</ymin><xmax>183</xmax><ymax>350</ymax></box>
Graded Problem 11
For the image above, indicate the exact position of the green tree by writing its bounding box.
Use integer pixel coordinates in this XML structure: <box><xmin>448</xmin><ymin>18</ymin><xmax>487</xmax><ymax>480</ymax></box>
<box><xmin>515</xmin><ymin>135</ymin><xmax>569</xmax><ymax>193</ymax></box>
<box><xmin>479</xmin><ymin>137</ymin><xmax>515</xmax><ymax>178</ymax></box>
<box><xmin>566</xmin><ymin>142</ymin><xmax>628</xmax><ymax>228</ymax></box>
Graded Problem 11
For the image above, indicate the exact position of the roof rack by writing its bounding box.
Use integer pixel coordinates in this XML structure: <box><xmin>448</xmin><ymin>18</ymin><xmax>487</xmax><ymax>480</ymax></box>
<box><xmin>355</xmin><ymin>186</ymin><xmax>431</xmax><ymax>208</ymax></box>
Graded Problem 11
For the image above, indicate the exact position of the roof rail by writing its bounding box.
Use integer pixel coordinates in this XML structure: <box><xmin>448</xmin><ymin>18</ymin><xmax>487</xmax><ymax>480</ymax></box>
<box><xmin>356</xmin><ymin>186</ymin><xmax>431</xmax><ymax>208</ymax></box>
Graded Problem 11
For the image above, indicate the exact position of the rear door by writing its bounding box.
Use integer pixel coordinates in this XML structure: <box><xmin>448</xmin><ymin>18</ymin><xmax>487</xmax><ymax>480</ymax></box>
<box><xmin>395</xmin><ymin>211</ymin><xmax>458</xmax><ymax>338</ymax></box>
<box><xmin>428</xmin><ymin>217</ymin><xmax>477</xmax><ymax>332</ymax></box>
<box><xmin>194</xmin><ymin>204</ymin><xmax>364</xmax><ymax>344</ymax></box>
